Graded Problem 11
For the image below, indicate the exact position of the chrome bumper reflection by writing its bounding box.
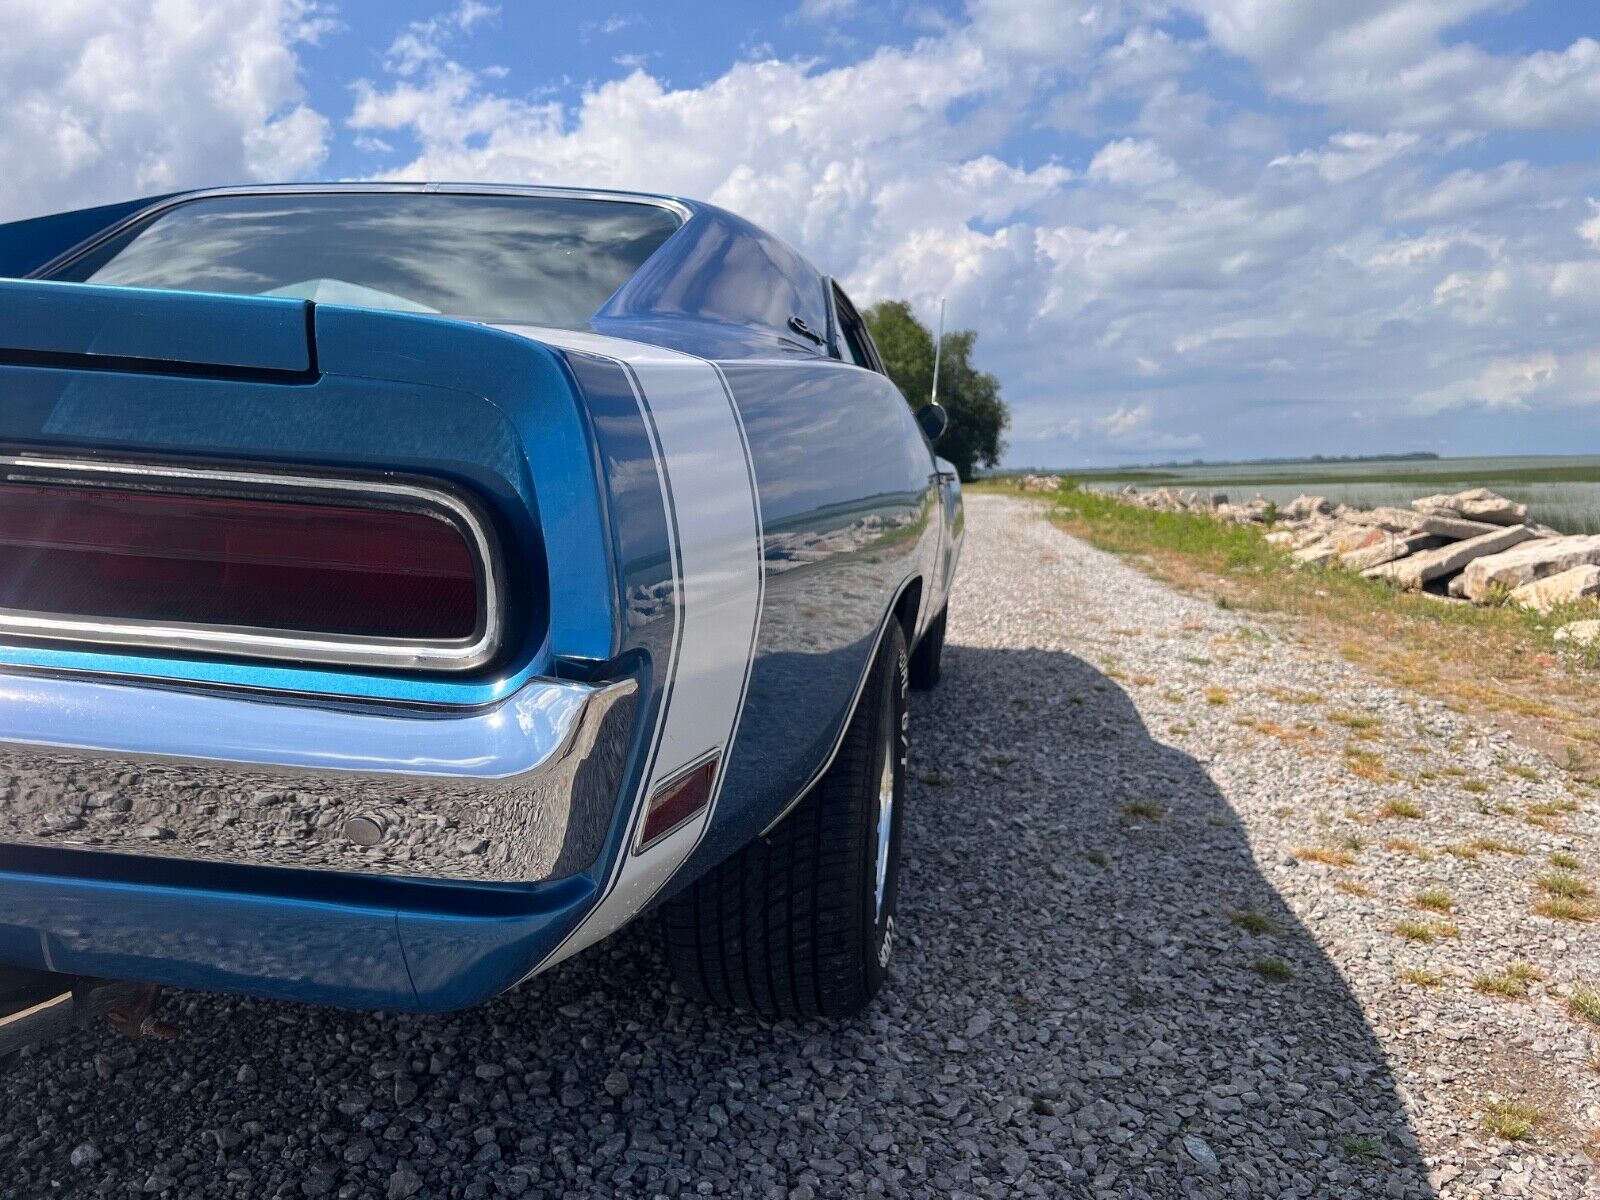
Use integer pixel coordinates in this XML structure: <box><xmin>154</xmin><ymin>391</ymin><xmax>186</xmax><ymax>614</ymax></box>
<box><xmin>0</xmin><ymin>672</ymin><xmax>638</xmax><ymax>883</ymax></box>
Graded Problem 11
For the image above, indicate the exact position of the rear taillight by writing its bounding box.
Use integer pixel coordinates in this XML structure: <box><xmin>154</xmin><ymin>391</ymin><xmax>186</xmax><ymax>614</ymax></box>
<box><xmin>0</xmin><ymin>458</ymin><xmax>499</xmax><ymax>671</ymax></box>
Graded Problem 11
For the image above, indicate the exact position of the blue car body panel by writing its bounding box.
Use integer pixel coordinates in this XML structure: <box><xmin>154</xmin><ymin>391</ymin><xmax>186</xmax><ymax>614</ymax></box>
<box><xmin>0</xmin><ymin>183</ymin><xmax>960</xmax><ymax>1010</ymax></box>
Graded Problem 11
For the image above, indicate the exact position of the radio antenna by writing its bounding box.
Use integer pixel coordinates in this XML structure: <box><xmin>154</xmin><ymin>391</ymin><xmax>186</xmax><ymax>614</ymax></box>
<box><xmin>930</xmin><ymin>296</ymin><xmax>946</xmax><ymax>406</ymax></box>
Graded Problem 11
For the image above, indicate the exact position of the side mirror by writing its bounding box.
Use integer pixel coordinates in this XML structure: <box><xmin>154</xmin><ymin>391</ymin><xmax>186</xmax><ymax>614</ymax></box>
<box><xmin>916</xmin><ymin>403</ymin><xmax>948</xmax><ymax>444</ymax></box>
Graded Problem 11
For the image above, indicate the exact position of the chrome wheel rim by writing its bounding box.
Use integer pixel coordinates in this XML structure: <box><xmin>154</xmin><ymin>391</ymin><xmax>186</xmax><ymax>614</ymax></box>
<box><xmin>873</xmin><ymin>713</ymin><xmax>895</xmax><ymax>921</ymax></box>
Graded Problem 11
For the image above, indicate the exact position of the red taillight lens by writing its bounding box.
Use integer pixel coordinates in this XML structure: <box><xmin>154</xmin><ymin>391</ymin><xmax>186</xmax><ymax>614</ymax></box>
<box><xmin>0</xmin><ymin>482</ymin><xmax>480</xmax><ymax>642</ymax></box>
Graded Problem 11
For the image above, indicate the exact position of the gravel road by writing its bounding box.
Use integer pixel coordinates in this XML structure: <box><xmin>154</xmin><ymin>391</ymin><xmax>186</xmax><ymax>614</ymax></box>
<box><xmin>5</xmin><ymin>493</ymin><xmax>1598</xmax><ymax>1199</ymax></box>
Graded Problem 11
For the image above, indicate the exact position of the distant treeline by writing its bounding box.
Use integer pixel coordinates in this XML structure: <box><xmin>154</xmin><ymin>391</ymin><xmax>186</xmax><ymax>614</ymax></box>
<box><xmin>992</xmin><ymin>452</ymin><xmax>1440</xmax><ymax>476</ymax></box>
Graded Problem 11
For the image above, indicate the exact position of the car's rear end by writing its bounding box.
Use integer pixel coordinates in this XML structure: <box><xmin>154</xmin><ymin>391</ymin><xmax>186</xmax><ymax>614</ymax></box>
<box><xmin>0</xmin><ymin>273</ymin><xmax>661</xmax><ymax>1017</ymax></box>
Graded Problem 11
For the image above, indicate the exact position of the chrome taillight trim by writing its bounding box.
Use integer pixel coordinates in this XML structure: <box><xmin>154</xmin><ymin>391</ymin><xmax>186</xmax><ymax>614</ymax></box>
<box><xmin>0</xmin><ymin>454</ymin><xmax>504</xmax><ymax>673</ymax></box>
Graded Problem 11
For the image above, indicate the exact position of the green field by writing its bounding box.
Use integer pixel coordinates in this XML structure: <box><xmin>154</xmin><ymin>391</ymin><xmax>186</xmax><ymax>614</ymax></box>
<box><xmin>1034</xmin><ymin>455</ymin><xmax>1600</xmax><ymax>535</ymax></box>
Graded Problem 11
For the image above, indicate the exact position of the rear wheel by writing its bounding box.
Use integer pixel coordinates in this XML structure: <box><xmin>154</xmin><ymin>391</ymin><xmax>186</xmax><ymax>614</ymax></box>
<box><xmin>908</xmin><ymin>606</ymin><xmax>946</xmax><ymax>690</ymax></box>
<box><xmin>661</xmin><ymin>621</ymin><xmax>909</xmax><ymax>1018</ymax></box>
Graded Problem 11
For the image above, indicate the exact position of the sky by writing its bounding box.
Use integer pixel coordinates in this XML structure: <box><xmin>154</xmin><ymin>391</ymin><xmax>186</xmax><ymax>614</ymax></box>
<box><xmin>2</xmin><ymin>0</ymin><xmax>1598</xmax><ymax>467</ymax></box>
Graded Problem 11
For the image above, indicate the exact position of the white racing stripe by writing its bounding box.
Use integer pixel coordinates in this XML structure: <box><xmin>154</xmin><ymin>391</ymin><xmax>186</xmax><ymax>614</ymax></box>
<box><xmin>493</xmin><ymin>325</ymin><xmax>764</xmax><ymax>971</ymax></box>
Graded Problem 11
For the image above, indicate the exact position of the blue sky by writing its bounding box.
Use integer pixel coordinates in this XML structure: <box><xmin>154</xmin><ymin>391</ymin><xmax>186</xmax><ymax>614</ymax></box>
<box><xmin>3</xmin><ymin>0</ymin><xmax>1599</xmax><ymax>466</ymax></box>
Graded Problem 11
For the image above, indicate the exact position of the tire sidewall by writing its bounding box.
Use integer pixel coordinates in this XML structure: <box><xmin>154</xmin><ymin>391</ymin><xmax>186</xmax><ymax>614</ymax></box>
<box><xmin>862</xmin><ymin>625</ymin><xmax>910</xmax><ymax>995</ymax></box>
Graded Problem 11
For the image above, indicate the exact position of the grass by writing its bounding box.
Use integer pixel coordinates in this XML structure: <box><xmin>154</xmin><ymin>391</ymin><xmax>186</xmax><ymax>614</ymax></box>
<box><xmin>1474</xmin><ymin>962</ymin><xmax>1544</xmax><ymax>998</ymax></box>
<box><xmin>1328</xmin><ymin>711</ymin><xmax>1382</xmax><ymax>732</ymax></box>
<box><xmin>1413</xmin><ymin>888</ymin><xmax>1455</xmax><ymax>913</ymax></box>
<box><xmin>1569</xmin><ymin>985</ymin><xmax>1600</xmax><ymax>1027</ymax></box>
<box><xmin>987</xmin><ymin>479</ymin><xmax>1600</xmax><ymax>769</ymax></box>
<box><xmin>1399</xmin><ymin>967</ymin><xmax>1445</xmax><ymax>987</ymax></box>
<box><xmin>1228</xmin><ymin>907</ymin><xmax>1280</xmax><ymax>935</ymax></box>
<box><xmin>1345</xmin><ymin>749</ymin><xmax>1395</xmax><ymax>782</ymax></box>
<box><xmin>1084</xmin><ymin>849</ymin><xmax>1108</xmax><ymax>868</ymax></box>
<box><xmin>1379</xmin><ymin>798</ymin><xmax>1425</xmax><ymax>820</ymax></box>
<box><xmin>1482</xmin><ymin>1100</ymin><xmax>1544</xmax><ymax>1141</ymax></box>
<box><xmin>1339</xmin><ymin>1134</ymin><xmax>1384</xmax><ymax>1161</ymax></box>
<box><xmin>1203</xmin><ymin>687</ymin><xmax>1230</xmax><ymax>706</ymax></box>
<box><xmin>1382</xmin><ymin>837</ymin><xmax>1432</xmax><ymax>859</ymax></box>
<box><xmin>1121</xmin><ymin>800</ymin><xmax>1167</xmax><ymax>821</ymax></box>
<box><xmin>1295</xmin><ymin>846</ymin><xmax>1357</xmax><ymax>867</ymax></box>
<box><xmin>1334</xmin><ymin>880</ymin><xmax>1373</xmax><ymax>897</ymax></box>
<box><xmin>1535</xmin><ymin>872</ymin><xmax>1593</xmax><ymax>899</ymax></box>
<box><xmin>1472</xmin><ymin>837</ymin><xmax>1526</xmax><ymax>856</ymax></box>
<box><xmin>1533</xmin><ymin>896</ymin><xmax>1595</xmax><ymax>922</ymax></box>
<box><xmin>1393</xmin><ymin>919</ymin><xmax>1439</xmax><ymax>943</ymax></box>
<box><xmin>1252</xmin><ymin>956</ymin><xmax>1294</xmax><ymax>981</ymax></box>
<box><xmin>1549</xmin><ymin>851</ymin><xmax>1582</xmax><ymax>870</ymax></box>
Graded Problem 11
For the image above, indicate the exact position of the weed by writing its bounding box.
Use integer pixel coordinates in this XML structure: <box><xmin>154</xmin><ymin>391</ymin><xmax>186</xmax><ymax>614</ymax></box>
<box><xmin>1549</xmin><ymin>851</ymin><xmax>1582</xmax><ymax>870</ymax></box>
<box><xmin>1483</xmin><ymin>1100</ymin><xmax>1543</xmax><ymax>1141</ymax></box>
<box><xmin>1413</xmin><ymin>888</ymin><xmax>1455</xmax><ymax>913</ymax></box>
<box><xmin>1085</xmin><ymin>849</ymin><xmax>1108</xmax><ymax>868</ymax></box>
<box><xmin>1121</xmin><ymin>800</ymin><xmax>1167</xmax><ymax>822</ymax></box>
<box><xmin>1533</xmin><ymin>897</ymin><xmax>1595</xmax><ymax>922</ymax></box>
<box><xmin>1400</xmin><ymin>967</ymin><xmax>1444</xmax><ymax>987</ymax></box>
<box><xmin>1228</xmin><ymin>907</ymin><xmax>1280</xmax><ymax>935</ymax></box>
<box><xmin>1536</xmin><ymin>872</ymin><xmax>1593</xmax><ymax>899</ymax></box>
<box><xmin>1339</xmin><ymin>1135</ymin><xmax>1384</xmax><ymax>1161</ymax></box>
<box><xmin>1295</xmin><ymin>846</ymin><xmax>1356</xmax><ymax>867</ymax></box>
<box><xmin>1380</xmin><ymin>798</ymin><xmax>1425</xmax><ymax>820</ymax></box>
<box><xmin>1252</xmin><ymin>957</ymin><xmax>1294</xmax><ymax>981</ymax></box>
<box><xmin>1393</xmin><ymin>919</ymin><xmax>1437</xmax><ymax>943</ymax></box>
<box><xmin>1569</xmin><ymin>985</ymin><xmax>1600</xmax><ymax>1027</ymax></box>
<box><xmin>1474</xmin><ymin>963</ymin><xmax>1543</xmax><ymax>998</ymax></box>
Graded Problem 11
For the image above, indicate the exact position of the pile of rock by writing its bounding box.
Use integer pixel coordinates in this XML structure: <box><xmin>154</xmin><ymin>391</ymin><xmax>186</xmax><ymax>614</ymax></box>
<box><xmin>1020</xmin><ymin>474</ymin><xmax>1062</xmax><ymax>492</ymax></box>
<box><xmin>1112</xmin><ymin>484</ymin><xmax>1600</xmax><ymax>641</ymax></box>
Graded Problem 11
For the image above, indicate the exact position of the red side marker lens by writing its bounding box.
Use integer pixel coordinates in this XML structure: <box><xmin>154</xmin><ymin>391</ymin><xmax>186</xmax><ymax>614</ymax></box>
<box><xmin>639</xmin><ymin>756</ymin><xmax>718</xmax><ymax>850</ymax></box>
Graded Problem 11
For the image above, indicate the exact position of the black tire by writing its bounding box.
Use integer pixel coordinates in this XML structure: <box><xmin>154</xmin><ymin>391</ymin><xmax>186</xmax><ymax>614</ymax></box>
<box><xmin>908</xmin><ymin>606</ymin><xmax>946</xmax><ymax>690</ymax></box>
<box><xmin>661</xmin><ymin>620</ymin><xmax>909</xmax><ymax>1018</ymax></box>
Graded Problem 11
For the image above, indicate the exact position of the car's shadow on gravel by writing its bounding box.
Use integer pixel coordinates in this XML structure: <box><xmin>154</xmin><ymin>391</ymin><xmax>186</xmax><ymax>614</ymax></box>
<box><xmin>4</xmin><ymin>645</ymin><xmax>1436</xmax><ymax>1200</ymax></box>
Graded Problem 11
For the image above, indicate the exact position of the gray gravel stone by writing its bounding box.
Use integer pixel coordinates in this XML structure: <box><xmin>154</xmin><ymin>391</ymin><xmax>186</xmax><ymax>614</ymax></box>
<box><xmin>3</xmin><ymin>495</ymin><xmax>1595</xmax><ymax>1199</ymax></box>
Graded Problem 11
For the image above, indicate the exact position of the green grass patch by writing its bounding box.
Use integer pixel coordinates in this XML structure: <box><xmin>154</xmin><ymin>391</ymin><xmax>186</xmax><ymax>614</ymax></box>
<box><xmin>1536</xmin><ymin>872</ymin><xmax>1593</xmax><ymax>899</ymax></box>
<box><xmin>1121</xmin><ymin>799</ymin><xmax>1167</xmax><ymax>822</ymax></box>
<box><xmin>1252</xmin><ymin>956</ymin><xmax>1294</xmax><ymax>981</ymax></box>
<box><xmin>1413</xmin><ymin>888</ymin><xmax>1455</xmax><ymax>913</ymax></box>
<box><xmin>1380</xmin><ymin>798</ymin><xmax>1425</xmax><ymax>820</ymax></box>
<box><xmin>1228</xmin><ymin>907</ymin><xmax>1280</xmax><ymax>935</ymax></box>
<box><xmin>1568</xmin><ymin>985</ymin><xmax>1600</xmax><ymax>1027</ymax></box>
<box><xmin>1482</xmin><ymin>1100</ymin><xmax>1544</xmax><ymax>1142</ymax></box>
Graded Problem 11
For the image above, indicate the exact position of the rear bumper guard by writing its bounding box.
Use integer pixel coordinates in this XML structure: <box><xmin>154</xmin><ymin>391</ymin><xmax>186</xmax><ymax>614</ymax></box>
<box><xmin>0</xmin><ymin>670</ymin><xmax>638</xmax><ymax>884</ymax></box>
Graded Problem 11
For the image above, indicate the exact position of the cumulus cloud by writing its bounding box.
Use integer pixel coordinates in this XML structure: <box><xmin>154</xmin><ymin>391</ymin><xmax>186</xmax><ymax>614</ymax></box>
<box><xmin>0</xmin><ymin>0</ymin><xmax>331</xmax><ymax>221</ymax></box>
<box><xmin>1178</xmin><ymin>0</ymin><xmax>1600</xmax><ymax>133</ymax></box>
<box><xmin>5</xmin><ymin>0</ymin><xmax>1600</xmax><ymax>461</ymax></box>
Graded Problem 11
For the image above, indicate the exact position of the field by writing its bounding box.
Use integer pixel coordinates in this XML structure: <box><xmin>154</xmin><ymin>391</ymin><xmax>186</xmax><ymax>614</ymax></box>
<box><xmin>1048</xmin><ymin>455</ymin><xmax>1600</xmax><ymax>534</ymax></box>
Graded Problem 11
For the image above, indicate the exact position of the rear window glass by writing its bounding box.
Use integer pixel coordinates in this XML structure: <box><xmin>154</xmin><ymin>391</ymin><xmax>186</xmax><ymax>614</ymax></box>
<box><xmin>43</xmin><ymin>192</ymin><xmax>682</xmax><ymax>328</ymax></box>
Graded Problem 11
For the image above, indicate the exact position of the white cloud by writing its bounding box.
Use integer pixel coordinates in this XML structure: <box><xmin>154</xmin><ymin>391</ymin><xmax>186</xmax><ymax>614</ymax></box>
<box><xmin>1580</xmin><ymin>199</ymin><xmax>1600</xmax><ymax>251</ymax></box>
<box><xmin>6</xmin><ymin>0</ymin><xmax>1600</xmax><ymax>463</ymax></box>
<box><xmin>0</xmin><ymin>0</ymin><xmax>330</xmax><ymax>222</ymax></box>
<box><xmin>1415</xmin><ymin>352</ymin><xmax>1561</xmax><ymax>412</ymax></box>
<box><xmin>1088</xmin><ymin>138</ymin><xmax>1177</xmax><ymax>186</ymax></box>
<box><xmin>1178</xmin><ymin>1</ymin><xmax>1600</xmax><ymax>133</ymax></box>
<box><xmin>1270</xmin><ymin>131</ymin><xmax>1418</xmax><ymax>184</ymax></box>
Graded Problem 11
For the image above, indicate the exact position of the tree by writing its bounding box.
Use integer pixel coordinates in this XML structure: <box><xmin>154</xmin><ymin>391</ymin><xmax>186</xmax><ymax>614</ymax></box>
<box><xmin>863</xmin><ymin>300</ymin><xmax>1008</xmax><ymax>481</ymax></box>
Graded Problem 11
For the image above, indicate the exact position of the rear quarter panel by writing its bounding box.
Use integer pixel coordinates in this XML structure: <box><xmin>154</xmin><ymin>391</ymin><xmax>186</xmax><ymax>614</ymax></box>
<box><xmin>679</xmin><ymin>356</ymin><xmax>939</xmax><ymax>882</ymax></box>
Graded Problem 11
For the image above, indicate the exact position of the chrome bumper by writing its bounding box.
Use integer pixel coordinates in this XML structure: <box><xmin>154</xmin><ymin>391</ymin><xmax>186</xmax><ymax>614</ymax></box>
<box><xmin>0</xmin><ymin>671</ymin><xmax>638</xmax><ymax>884</ymax></box>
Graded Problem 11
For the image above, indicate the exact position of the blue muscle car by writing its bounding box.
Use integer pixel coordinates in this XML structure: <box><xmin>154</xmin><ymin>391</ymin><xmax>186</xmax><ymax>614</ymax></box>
<box><xmin>0</xmin><ymin>183</ymin><xmax>961</xmax><ymax>1036</ymax></box>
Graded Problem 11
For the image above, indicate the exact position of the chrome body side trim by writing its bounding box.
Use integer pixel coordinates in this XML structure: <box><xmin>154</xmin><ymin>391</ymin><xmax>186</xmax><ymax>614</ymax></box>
<box><xmin>0</xmin><ymin>670</ymin><xmax>638</xmax><ymax>883</ymax></box>
<box><xmin>0</xmin><ymin>454</ymin><xmax>504</xmax><ymax>673</ymax></box>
